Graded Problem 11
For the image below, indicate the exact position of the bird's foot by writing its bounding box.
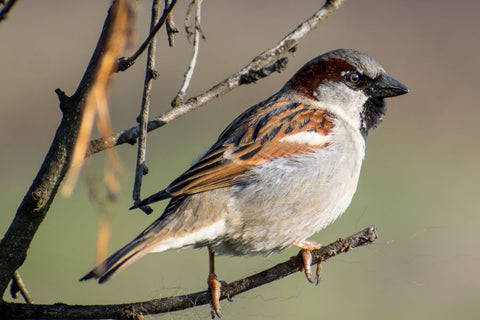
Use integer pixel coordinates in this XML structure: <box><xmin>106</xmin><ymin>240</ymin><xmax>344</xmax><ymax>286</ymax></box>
<box><xmin>208</xmin><ymin>272</ymin><xmax>222</xmax><ymax>318</ymax></box>
<box><xmin>293</xmin><ymin>240</ymin><xmax>322</xmax><ymax>285</ymax></box>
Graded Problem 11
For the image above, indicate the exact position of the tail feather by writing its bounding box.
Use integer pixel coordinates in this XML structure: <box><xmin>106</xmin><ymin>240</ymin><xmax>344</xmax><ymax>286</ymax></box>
<box><xmin>81</xmin><ymin>199</ymin><xmax>191</xmax><ymax>283</ymax></box>
<box><xmin>80</xmin><ymin>211</ymin><xmax>181</xmax><ymax>283</ymax></box>
<box><xmin>80</xmin><ymin>239</ymin><xmax>148</xmax><ymax>283</ymax></box>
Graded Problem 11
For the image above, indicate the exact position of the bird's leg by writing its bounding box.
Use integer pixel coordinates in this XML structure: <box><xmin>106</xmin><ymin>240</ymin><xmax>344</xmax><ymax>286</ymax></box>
<box><xmin>207</xmin><ymin>247</ymin><xmax>222</xmax><ymax>318</ymax></box>
<box><xmin>292</xmin><ymin>240</ymin><xmax>322</xmax><ymax>285</ymax></box>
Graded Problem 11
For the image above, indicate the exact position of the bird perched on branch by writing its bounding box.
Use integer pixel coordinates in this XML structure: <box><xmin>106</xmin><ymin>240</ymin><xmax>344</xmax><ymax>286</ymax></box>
<box><xmin>81</xmin><ymin>49</ymin><xmax>408</xmax><ymax>317</ymax></box>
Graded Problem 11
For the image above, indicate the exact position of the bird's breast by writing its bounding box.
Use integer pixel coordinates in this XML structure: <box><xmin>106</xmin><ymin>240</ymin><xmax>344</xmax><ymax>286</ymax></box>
<box><xmin>216</xmin><ymin>124</ymin><xmax>365</xmax><ymax>256</ymax></box>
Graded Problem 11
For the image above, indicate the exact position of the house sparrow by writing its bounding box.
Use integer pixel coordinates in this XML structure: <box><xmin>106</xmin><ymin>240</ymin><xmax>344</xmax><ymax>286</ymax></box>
<box><xmin>81</xmin><ymin>49</ymin><xmax>408</xmax><ymax>316</ymax></box>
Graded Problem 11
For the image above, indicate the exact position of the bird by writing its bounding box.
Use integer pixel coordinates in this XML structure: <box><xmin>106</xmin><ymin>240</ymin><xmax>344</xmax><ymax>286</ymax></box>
<box><xmin>81</xmin><ymin>48</ymin><xmax>408</xmax><ymax>317</ymax></box>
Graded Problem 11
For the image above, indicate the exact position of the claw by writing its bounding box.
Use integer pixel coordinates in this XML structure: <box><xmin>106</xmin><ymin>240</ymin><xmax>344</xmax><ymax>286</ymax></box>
<box><xmin>208</xmin><ymin>247</ymin><xmax>222</xmax><ymax>318</ymax></box>
<box><xmin>300</xmin><ymin>249</ymin><xmax>315</xmax><ymax>283</ymax></box>
<box><xmin>208</xmin><ymin>273</ymin><xmax>222</xmax><ymax>318</ymax></box>
<box><xmin>292</xmin><ymin>240</ymin><xmax>322</xmax><ymax>284</ymax></box>
<box><xmin>315</xmin><ymin>261</ymin><xmax>322</xmax><ymax>285</ymax></box>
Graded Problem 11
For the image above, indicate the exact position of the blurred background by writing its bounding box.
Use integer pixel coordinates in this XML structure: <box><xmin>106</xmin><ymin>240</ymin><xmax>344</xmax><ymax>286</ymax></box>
<box><xmin>1</xmin><ymin>0</ymin><xmax>479</xmax><ymax>319</ymax></box>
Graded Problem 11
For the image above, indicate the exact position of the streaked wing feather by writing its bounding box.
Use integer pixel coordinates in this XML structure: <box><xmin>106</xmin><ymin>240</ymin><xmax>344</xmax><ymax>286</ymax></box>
<box><xmin>166</xmin><ymin>100</ymin><xmax>333</xmax><ymax>197</ymax></box>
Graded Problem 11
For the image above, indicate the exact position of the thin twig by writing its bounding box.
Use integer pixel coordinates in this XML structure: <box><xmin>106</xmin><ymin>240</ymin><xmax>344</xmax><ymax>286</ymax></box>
<box><xmin>165</xmin><ymin>0</ymin><xmax>179</xmax><ymax>46</ymax></box>
<box><xmin>87</xmin><ymin>0</ymin><xmax>346</xmax><ymax>156</ymax></box>
<box><xmin>0</xmin><ymin>0</ymin><xmax>17</xmax><ymax>21</ymax></box>
<box><xmin>131</xmin><ymin>0</ymin><xmax>161</xmax><ymax>214</ymax></box>
<box><xmin>171</xmin><ymin>0</ymin><xmax>204</xmax><ymax>107</ymax></box>
<box><xmin>0</xmin><ymin>226</ymin><xmax>378</xmax><ymax>319</ymax></box>
<box><xmin>1</xmin><ymin>237</ymin><xmax>33</xmax><ymax>304</ymax></box>
<box><xmin>184</xmin><ymin>0</ymin><xmax>195</xmax><ymax>37</ymax></box>
<box><xmin>10</xmin><ymin>271</ymin><xmax>34</xmax><ymax>304</ymax></box>
<box><xmin>118</xmin><ymin>0</ymin><xmax>177</xmax><ymax>72</ymax></box>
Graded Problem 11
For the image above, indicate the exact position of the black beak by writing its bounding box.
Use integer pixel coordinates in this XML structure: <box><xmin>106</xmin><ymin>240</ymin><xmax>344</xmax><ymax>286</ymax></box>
<box><xmin>369</xmin><ymin>73</ymin><xmax>409</xmax><ymax>98</ymax></box>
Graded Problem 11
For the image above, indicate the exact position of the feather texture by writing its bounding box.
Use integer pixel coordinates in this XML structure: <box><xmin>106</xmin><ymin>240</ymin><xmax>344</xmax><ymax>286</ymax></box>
<box><xmin>165</xmin><ymin>100</ymin><xmax>333</xmax><ymax>198</ymax></box>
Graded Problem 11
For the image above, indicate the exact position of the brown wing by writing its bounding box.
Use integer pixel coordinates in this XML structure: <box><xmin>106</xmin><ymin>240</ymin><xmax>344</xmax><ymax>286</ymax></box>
<box><xmin>165</xmin><ymin>99</ymin><xmax>334</xmax><ymax>197</ymax></box>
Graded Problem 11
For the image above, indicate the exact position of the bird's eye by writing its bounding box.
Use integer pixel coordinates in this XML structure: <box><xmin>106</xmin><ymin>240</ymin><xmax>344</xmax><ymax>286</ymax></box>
<box><xmin>348</xmin><ymin>71</ymin><xmax>361</xmax><ymax>83</ymax></box>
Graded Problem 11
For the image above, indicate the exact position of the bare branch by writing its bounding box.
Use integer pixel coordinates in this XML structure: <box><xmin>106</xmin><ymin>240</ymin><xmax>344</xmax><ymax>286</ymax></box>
<box><xmin>184</xmin><ymin>0</ymin><xmax>195</xmax><ymax>37</ymax></box>
<box><xmin>0</xmin><ymin>1</ymin><xmax>134</xmax><ymax>297</ymax></box>
<box><xmin>118</xmin><ymin>0</ymin><xmax>177</xmax><ymax>72</ymax></box>
<box><xmin>87</xmin><ymin>0</ymin><xmax>346</xmax><ymax>156</ymax></box>
<box><xmin>0</xmin><ymin>226</ymin><xmax>377</xmax><ymax>320</ymax></box>
<box><xmin>0</xmin><ymin>237</ymin><xmax>33</xmax><ymax>304</ymax></box>
<box><xmin>171</xmin><ymin>0</ymin><xmax>204</xmax><ymax>107</ymax></box>
<box><xmin>10</xmin><ymin>271</ymin><xmax>33</xmax><ymax>304</ymax></box>
<box><xmin>165</xmin><ymin>0</ymin><xmax>179</xmax><ymax>46</ymax></box>
<box><xmin>0</xmin><ymin>0</ymin><xmax>17</xmax><ymax>22</ymax></box>
<box><xmin>131</xmin><ymin>0</ymin><xmax>161</xmax><ymax>213</ymax></box>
